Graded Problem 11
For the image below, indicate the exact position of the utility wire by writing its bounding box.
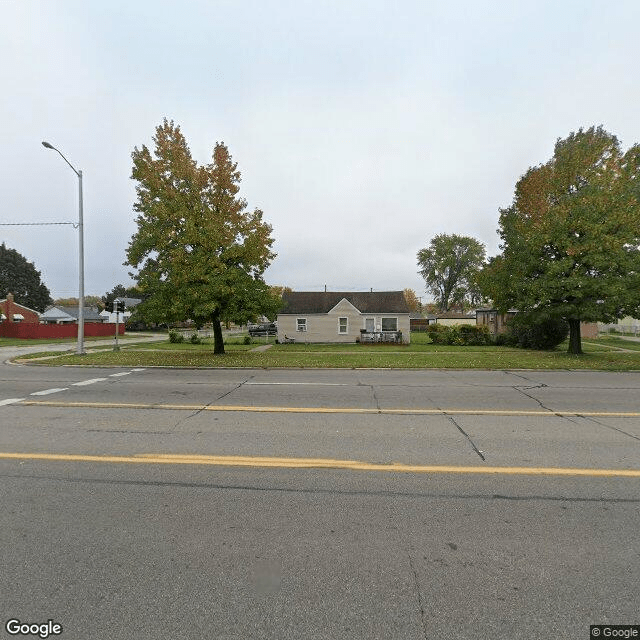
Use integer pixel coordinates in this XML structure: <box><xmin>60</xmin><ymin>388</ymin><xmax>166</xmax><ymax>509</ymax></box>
<box><xmin>0</xmin><ymin>222</ymin><xmax>77</xmax><ymax>227</ymax></box>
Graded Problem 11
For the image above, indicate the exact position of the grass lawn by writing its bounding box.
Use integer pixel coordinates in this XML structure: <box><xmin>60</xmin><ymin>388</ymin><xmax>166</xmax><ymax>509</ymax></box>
<box><xmin>13</xmin><ymin>332</ymin><xmax>640</xmax><ymax>370</ymax></box>
<box><xmin>583</xmin><ymin>336</ymin><xmax>640</xmax><ymax>351</ymax></box>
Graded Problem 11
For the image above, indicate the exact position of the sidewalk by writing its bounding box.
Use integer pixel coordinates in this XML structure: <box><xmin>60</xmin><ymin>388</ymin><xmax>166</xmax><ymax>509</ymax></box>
<box><xmin>0</xmin><ymin>333</ymin><xmax>166</xmax><ymax>362</ymax></box>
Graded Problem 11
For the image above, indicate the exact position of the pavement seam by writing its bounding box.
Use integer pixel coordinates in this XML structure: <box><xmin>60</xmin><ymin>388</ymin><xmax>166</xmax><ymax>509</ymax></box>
<box><xmin>3</xmin><ymin>472</ymin><xmax>640</xmax><ymax>499</ymax></box>
<box><xmin>578</xmin><ymin>414</ymin><xmax>640</xmax><ymax>444</ymax></box>
<box><xmin>444</xmin><ymin>414</ymin><xmax>486</xmax><ymax>462</ymax></box>
<box><xmin>407</xmin><ymin>548</ymin><xmax>429</xmax><ymax>640</ymax></box>
<box><xmin>170</xmin><ymin>374</ymin><xmax>255</xmax><ymax>430</ymax></box>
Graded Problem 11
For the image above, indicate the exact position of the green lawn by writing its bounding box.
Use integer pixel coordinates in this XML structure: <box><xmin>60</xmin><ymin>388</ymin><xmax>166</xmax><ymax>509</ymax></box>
<box><xmin>14</xmin><ymin>332</ymin><xmax>640</xmax><ymax>370</ymax></box>
<box><xmin>583</xmin><ymin>335</ymin><xmax>640</xmax><ymax>351</ymax></box>
<box><xmin>130</xmin><ymin>340</ymin><xmax>256</xmax><ymax>352</ymax></box>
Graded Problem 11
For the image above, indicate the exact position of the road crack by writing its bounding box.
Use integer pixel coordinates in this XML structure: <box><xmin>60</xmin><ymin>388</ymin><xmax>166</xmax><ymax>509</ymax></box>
<box><xmin>407</xmin><ymin>548</ymin><xmax>429</xmax><ymax>640</ymax></box>
<box><xmin>504</xmin><ymin>371</ymin><xmax>554</xmax><ymax>413</ymax></box>
<box><xmin>445</xmin><ymin>414</ymin><xmax>486</xmax><ymax>461</ymax></box>
<box><xmin>370</xmin><ymin>385</ymin><xmax>381</xmax><ymax>411</ymax></box>
<box><xmin>171</xmin><ymin>375</ymin><xmax>254</xmax><ymax>429</ymax></box>
<box><xmin>579</xmin><ymin>415</ymin><xmax>640</xmax><ymax>443</ymax></box>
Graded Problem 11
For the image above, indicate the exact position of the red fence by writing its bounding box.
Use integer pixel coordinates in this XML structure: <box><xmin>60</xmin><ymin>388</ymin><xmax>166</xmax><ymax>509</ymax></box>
<box><xmin>0</xmin><ymin>323</ymin><xmax>125</xmax><ymax>339</ymax></box>
<box><xmin>410</xmin><ymin>318</ymin><xmax>431</xmax><ymax>332</ymax></box>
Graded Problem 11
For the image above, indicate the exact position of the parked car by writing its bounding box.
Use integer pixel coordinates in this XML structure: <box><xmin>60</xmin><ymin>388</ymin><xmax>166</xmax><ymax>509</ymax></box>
<box><xmin>248</xmin><ymin>322</ymin><xmax>277</xmax><ymax>337</ymax></box>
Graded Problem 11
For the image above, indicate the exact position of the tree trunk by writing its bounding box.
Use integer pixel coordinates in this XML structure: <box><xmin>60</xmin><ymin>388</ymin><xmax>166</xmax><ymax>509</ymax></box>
<box><xmin>212</xmin><ymin>309</ymin><xmax>225</xmax><ymax>354</ymax></box>
<box><xmin>567</xmin><ymin>318</ymin><xmax>582</xmax><ymax>355</ymax></box>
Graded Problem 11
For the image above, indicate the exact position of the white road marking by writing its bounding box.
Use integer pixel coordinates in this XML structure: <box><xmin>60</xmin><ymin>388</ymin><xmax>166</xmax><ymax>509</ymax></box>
<box><xmin>0</xmin><ymin>398</ymin><xmax>25</xmax><ymax>406</ymax></box>
<box><xmin>72</xmin><ymin>378</ymin><xmax>108</xmax><ymax>386</ymax></box>
<box><xmin>1</xmin><ymin>369</ymin><xmax>145</xmax><ymax>408</ymax></box>
<box><xmin>247</xmin><ymin>382</ymin><xmax>350</xmax><ymax>387</ymax></box>
<box><xmin>30</xmin><ymin>388</ymin><xmax>68</xmax><ymax>396</ymax></box>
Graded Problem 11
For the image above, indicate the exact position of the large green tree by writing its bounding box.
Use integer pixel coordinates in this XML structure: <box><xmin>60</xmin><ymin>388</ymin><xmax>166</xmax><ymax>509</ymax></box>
<box><xmin>0</xmin><ymin>243</ymin><xmax>52</xmax><ymax>312</ymax></box>
<box><xmin>417</xmin><ymin>234</ymin><xmax>486</xmax><ymax>312</ymax></box>
<box><xmin>126</xmin><ymin>120</ymin><xmax>280</xmax><ymax>353</ymax></box>
<box><xmin>480</xmin><ymin>126</ymin><xmax>640</xmax><ymax>354</ymax></box>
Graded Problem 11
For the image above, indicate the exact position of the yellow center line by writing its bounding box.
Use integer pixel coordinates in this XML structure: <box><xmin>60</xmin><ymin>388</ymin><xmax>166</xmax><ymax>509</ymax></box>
<box><xmin>1</xmin><ymin>451</ymin><xmax>639</xmax><ymax>477</ymax></box>
<box><xmin>16</xmin><ymin>399</ymin><xmax>640</xmax><ymax>418</ymax></box>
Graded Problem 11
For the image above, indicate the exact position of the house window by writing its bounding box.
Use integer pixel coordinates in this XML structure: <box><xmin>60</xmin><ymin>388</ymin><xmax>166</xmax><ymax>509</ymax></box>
<box><xmin>365</xmin><ymin>318</ymin><xmax>374</xmax><ymax>332</ymax></box>
<box><xmin>381</xmin><ymin>317</ymin><xmax>397</xmax><ymax>331</ymax></box>
<box><xmin>339</xmin><ymin>317</ymin><xmax>348</xmax><ymax>333</ymax></box>
<box><xmin>297</xmin><ymin>318</ymin><xmax>307</xmax><ymax>332</ymax></box>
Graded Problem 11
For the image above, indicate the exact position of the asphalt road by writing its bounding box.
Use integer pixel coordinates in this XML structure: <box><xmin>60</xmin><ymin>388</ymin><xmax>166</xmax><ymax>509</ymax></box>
<box><xmin>1</xmin><ymin>360</ymin><xmax>639</xmax><ymax>639</ymax></box>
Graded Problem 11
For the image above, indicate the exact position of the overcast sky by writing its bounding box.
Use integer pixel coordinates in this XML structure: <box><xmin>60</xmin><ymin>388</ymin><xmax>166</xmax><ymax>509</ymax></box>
<box><xmin>1</xmin><ymin>0</ymin><xmax>639</xmax><ymax>302</ymax></box>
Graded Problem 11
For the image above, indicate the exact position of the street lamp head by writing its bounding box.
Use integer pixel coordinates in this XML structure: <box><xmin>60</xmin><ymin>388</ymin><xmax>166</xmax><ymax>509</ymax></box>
<box><xmin>41</xmin><ymin>141</ymin><xmax>54</xmax><ymax>149</ymax></box>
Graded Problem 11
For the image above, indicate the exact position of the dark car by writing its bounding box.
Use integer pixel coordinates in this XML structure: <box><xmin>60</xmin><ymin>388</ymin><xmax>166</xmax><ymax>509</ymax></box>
<box><xmin>248</xmin><ymin>322</ymin><xmax>277</xmax><ymax>337</ymax></box>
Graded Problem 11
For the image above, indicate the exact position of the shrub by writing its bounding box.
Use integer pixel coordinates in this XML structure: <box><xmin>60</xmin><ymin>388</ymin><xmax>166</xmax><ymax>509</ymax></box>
<box><xmin>461</xmin><ymin>324</ymin><xmax>488</xmax><ymax>345</ymax></box>
<box><xmin>428</xmin><ymin>323</ymin><xmax>491</xmax><ymax>346</ymax></box>
<box><xmin>458</xmin><ymin>324</ymin><xmax>492</xmax><ymax>346</ymax></box>
<box><xmin>426</xmin><ymin>324</ymin><xmax>448</xmax><ymax>343</ymax></box>
<box><xmin>243</xmin><ymin>335</ymin><xmax>252</xmax><ymax>345</ymax></box>
<box><xmin>190</xmin><ymin>333</ymin><xmax>202</xmax><ymax>344</ymax></box>
<box><xmin>169</xmin><ymin>330</ymin><xmax>184</xmax><ymax>343</ymax></box>
<box><xmin>504</xmin><ymin>316</ymin><xmax>569</xmax><ymax>350</ymax></box>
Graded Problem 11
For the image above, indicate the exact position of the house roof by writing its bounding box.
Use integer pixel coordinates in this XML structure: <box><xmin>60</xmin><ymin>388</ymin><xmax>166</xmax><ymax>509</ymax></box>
<box><xmin>280</xmin><ymin>291</ymin><xmax>410</xmax><ymax>314</ymax></box>
<box><xmin>0</xmin><ymin>298</ymin><xmax>42</xmax><ymax>316</ymax></box>
<box><xmin>435</xmin><ymin>312</ymin><xmax>476</xmax><ymax>319</ymax></box>
<box><xmin>42</xmin><ymin>305</ymin><xmax>105</xmax><ymax>321</ymax></box>
<box><xmin>41</xmin><ymin>306</ymin><xmax>74</xmax><ymax>321</ymax></box>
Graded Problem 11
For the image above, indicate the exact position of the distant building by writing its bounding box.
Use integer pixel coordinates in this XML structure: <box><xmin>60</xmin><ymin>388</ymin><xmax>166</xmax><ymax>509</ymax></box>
<box><xmin>41</xmin><ymin>305</ymin><xmax>106</xmax><ymax>324</ymax></box>
<box><xmin>433</xmin><ymin>312</ymin><xmax>476</xmax><ymax>327</ymax></box>
<box><xmin>0</xmin><ymin>293</ymin><xmax>41</xmax><ymax>323</ymax></box>
<box><xmin>475</xmin><ymin>309</ymin><xmax>517</xmax><ymax>335</ymax></box>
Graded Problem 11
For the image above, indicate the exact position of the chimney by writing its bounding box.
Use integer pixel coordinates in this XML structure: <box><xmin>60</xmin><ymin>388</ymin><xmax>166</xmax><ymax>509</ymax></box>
<box><xmin>6</xmin><ymin>292</ymin><xmax>14</xmax><ymax>322</ymax></box>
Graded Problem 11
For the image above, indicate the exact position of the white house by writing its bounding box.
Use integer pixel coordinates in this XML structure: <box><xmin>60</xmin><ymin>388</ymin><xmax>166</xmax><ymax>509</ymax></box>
<box><xmin>277</xmin><ymin>291</ymin><xmax>411</xmax><ymax>344</ymax></box>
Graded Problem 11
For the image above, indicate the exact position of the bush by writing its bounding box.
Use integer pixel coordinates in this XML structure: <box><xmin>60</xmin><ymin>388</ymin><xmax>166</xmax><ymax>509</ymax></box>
<box><xmin>190</xmin><ymin>333</ymin><xmax>202</xmax><ymax>344</ymax></box>
<box><xmin>243</xmin><ymin>335</ymin><xmax>252</xmax><ymax>345</ymax></box>
<box><xmin>169</xmin><ymin>330</ymin><xmax>184</xmax><ymax>343</ymax></box>
<box><xmin>426</xmin><ymin>324</ymin><xmax>447</xmax><ymax>343</ymax></box>
<box><xmin>458</xmin><ymin>324</ymin><xmax>492</xmax><ymax>346</ymax></box>
<box><xmin>428</xmin><ymin>323</ymin><xmax>491</xmax><ymax>346</ymax></box>
<box><xmin>504</xmin><ymin>316</ymin><xmax>569</xmax><ymax>350</ymax></box>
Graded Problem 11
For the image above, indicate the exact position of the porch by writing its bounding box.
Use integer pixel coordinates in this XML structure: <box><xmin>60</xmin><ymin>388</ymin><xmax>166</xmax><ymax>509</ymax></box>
<box><xmin>359</xmin><ymin>330</ymin><xmax>403</xmax><ymax>343</ymax></box>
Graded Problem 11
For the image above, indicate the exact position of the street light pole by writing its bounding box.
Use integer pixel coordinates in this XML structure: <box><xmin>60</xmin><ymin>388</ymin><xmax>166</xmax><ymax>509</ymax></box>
<box><xmin>42</xmin><ymin>141</ymin><xmax>85</xmax><ymax>355</ymax></box>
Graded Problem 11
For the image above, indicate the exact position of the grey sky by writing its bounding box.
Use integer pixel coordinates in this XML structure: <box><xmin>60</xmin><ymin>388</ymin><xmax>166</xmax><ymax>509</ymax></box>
<box><xmin>1</xmin><ymin>0</ymin><xmax>638</xmax><ymax>301</ymax></box>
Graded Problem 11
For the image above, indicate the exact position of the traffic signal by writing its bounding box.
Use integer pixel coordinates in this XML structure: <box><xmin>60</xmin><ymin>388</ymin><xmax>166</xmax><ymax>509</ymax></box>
<box><xmin>104</xmin><ymin>300</ymin><xmax>125</xmax><ymax>313</ymax></box>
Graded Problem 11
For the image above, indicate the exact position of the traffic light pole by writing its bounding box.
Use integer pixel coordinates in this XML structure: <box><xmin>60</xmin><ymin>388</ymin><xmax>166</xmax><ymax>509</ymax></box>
<box><xmin>114</xmin><ymin>299</ymin><xmax>121</xmax><ymax>352</ymax></box>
